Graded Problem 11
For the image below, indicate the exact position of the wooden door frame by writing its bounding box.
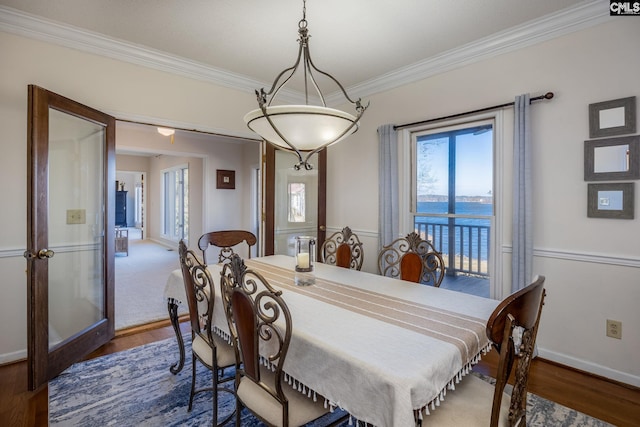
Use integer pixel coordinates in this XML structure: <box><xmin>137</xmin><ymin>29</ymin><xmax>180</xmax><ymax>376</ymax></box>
<box><xmin>263</xmin><ymin>144</ymin><xmax>326</xmax><ymax>258</ymax></box>
<box><xmin>26</xmin><ymin>85</ymin><xmax>115</xmax><ymax>390</ymax></box>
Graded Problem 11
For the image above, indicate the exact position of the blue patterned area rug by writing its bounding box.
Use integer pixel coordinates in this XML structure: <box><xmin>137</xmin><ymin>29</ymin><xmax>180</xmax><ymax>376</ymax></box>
<box><xmin>49</xmin><ymin>338</ymin><xmax>612</xmax><ymax>426</ymax></box>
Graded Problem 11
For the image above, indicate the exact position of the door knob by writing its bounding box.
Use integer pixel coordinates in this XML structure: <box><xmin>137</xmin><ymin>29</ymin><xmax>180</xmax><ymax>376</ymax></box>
<box><xmin>37</xmin><ymin>249</ymin><xmax>55</xmax><ymax>259</ymax></box>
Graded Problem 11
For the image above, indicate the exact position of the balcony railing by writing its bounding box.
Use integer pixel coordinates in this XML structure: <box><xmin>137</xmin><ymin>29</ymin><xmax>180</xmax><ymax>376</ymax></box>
<box><xmin>415</xmin><ymin>220</ymin><xmax>489</xmax><ymax>277</ymax></box>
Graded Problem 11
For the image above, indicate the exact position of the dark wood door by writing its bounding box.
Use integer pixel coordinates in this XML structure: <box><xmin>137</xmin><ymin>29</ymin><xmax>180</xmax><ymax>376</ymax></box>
<box><xmin>26</xmin><ymin>85</ymin><xmax>116</xmax><ymax>390</ymax></box>
<box><xmin>263</xmin><ymin>143</ymin><xmax>327</xmax><ymax>258</ymax></box>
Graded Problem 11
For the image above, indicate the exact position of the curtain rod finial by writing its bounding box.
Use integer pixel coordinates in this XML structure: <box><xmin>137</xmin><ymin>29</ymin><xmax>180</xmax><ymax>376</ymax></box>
<box><xmin>544</xmin><ymin>92</ymin><xmax>554</xmax><ymax>100</ymax></box>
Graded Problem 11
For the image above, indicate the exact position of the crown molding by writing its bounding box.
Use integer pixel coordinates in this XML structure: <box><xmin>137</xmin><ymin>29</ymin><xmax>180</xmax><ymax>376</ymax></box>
<box><xmin>0</xmin><ymin>5</ymin><xmax>304</xmax><ymax>104</ymax></box>
<box><xmin>1</xmin><ymin>2</ymin><xmax>611</xmax><ymax>106</ymax></box>
<box><xmin>111</xmin><ymin>110</ymin><xmax>260</xmax><ymax>142</ymax></box>
<box><xmin>328</xmin><ymin>1</ymin><xmax>612</xmax><ymax>104</ymax></box>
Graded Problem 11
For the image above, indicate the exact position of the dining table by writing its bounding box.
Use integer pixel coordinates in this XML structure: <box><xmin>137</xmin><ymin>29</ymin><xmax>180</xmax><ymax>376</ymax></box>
<box><xmin>163</xmin><ymin>254</ymin><xmax>499</xmax><ymax>427</ymax></box>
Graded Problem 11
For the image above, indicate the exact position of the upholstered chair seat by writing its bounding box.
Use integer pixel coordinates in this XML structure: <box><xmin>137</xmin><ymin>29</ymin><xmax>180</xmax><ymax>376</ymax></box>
<box><xmin>425</xmin><ymin>375</ymin><xmax>511</xmax><ymax>426</ymax></box>
<box><xmin>191</xmin><ymin>332</ymin><xmax>236</xmax><ymax>370</ymax></box>
<box><xmin>178</xmin><ymin>239</ymin><xmax>236</xmax><ymax>425</ymax></box>
<box><xmin>418</xmin><ymin>275</ymin><xmax>546</xmax><ymax>426</ymax></box>
<box><xmin>220</xmin><ymin>254</ymin><xmax>337</xmax><ymax>427</ymax></box>
<box><xmin>236</xmin><ymin>367</ymin><xmax>329</xmax><ymax>427</ymax></box>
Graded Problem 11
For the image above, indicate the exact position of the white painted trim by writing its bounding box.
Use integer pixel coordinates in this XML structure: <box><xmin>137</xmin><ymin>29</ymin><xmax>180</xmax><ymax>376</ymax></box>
<box><xmin>0</xmin><ymin>349</ymin><xmax>26</xmax><ymax>365</ymax></box>
<box><xmin>492</xmin><ymin>110</ymin><xmax>505</xmax><ymax>300</ymax></box>
<box><xmin>147</xmin><ymin>237</ymin><xmax>179</xmax><ymax>250</ymax></box>
<box><xmin>0</xmin><ymin>248</ymin><xmax>26</xmax><ymax>258</ymax></box>
<box><xmin>398</xmin><ymin>128</ymin><xmax>412</xmax><ymax>239</ymax></box>
<box><xmin>113</xmin><ymin>111</ymin><xmax>260</xmax><ymax>142</ymax></box>
<box><xmin>323</xmin><ymin>226</ymin><xmax>378</xmax><ymax>240</ymax></box>
<box><xmin>538</xmin><ymin>347</ymin><xmax>640</xmax><ymax>387</ymax></box>
<box><xmin>0</xmin><ymin>6</ymin><xmax>303</xmax><ymax>105</ymax></box>
<box><xmin>501</xmin><ymin>245</ymin><xmax>640</xmax><ymax>268</ymax></box>
<box><xmin>0</xmin><ymin>3</ymin><xmax>610</xmax><ymax>104</ymax></box>
<box><xmin>328</xmin><ymin>1</ymin><xmax>611</xmax><ymax>102</ymax></box>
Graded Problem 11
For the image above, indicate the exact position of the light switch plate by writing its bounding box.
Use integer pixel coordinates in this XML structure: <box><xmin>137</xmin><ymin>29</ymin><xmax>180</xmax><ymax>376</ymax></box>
<box><xmin>66</xmin><ymin>209</ymin><xmax>86</xmax><ymax>224</ymax></box>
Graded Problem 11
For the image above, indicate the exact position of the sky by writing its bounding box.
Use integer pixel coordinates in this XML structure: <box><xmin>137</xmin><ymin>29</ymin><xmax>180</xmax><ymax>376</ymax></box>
<box><xmin>417</xmin><ymin>129</ymin><xmax>493</xmax><ymax>197</ymax></box>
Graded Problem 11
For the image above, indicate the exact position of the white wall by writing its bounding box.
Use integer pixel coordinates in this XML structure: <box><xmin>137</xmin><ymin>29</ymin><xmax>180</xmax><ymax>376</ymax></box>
<box><xmin>0</xmin><ymin>31</ymin><xmax>259</xmax><ymax>363</ymax></box>
<box><xmin>326</xmin><ymin>19</ymin><xmax>640</xmax><ymax>385</ymax></box>
<box><xmin>0</xmin><ymin>17</ymin><xmax>638</xmax><ymax>388</ymax></box>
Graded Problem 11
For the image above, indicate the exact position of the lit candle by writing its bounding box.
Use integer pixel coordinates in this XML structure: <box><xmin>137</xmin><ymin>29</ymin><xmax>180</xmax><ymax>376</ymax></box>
<box><xmin>297</xmin><ymin>252</ymin><xmax>310</xmax><ymax>269</ymax></box>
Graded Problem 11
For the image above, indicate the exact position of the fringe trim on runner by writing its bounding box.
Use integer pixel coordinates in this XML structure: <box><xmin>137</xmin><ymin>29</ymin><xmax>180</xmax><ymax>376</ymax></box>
<box><xmin>213</xmin><ymin>326</ymin><xmax>233</xmax><ymax>345</ymax></box>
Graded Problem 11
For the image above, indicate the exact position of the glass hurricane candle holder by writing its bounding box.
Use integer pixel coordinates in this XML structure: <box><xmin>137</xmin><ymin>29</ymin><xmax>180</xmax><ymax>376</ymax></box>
<box><xmin>295</xmin><ymin>235</ymin><xmax>316</xmax><ymax>286</ymax></box>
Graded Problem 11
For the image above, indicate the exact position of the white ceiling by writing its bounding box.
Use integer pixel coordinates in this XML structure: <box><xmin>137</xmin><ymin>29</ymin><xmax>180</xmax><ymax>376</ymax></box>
<box><xmin>0</xmin><ymin>0</ymin><xmax>609</xmax><ymax>101</ymax></box>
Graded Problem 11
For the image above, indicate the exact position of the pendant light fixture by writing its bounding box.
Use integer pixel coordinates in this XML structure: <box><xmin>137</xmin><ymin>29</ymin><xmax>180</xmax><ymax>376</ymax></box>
<box><xmin>244</xmin><ymin>0</ymin><xmax>368</xmax><ymax>170</ymax></box>
<box><xmin>157</xmin><ymin>127</ymin><xmax>175</xmax><ymax>144</ymax></box>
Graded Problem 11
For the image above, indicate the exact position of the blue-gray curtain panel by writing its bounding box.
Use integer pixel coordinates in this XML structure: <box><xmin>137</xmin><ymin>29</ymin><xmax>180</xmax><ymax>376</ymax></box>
<box><xmin>512</xmin><ymin>94</ymin><xmax>533</xmax><ymax>292</ymax></box>
<box><xmin>378</xmin><ymin>124</ymin><xmax>399</xmax><ymax>251</ymax></box>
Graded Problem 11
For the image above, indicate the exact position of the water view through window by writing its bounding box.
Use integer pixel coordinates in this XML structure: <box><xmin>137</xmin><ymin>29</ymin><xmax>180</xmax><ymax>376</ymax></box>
<box><xmin>414</xmin><ymin>122</ymin><xmax>493</xmax><ymax>278</ymax></box>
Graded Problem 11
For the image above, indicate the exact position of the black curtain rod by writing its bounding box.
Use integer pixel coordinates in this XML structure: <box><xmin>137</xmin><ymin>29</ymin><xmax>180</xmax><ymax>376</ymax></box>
<box><xmin>393</xmin><ymin>92</ymin><xmax>554</xmax><ymax>130</ymax></box>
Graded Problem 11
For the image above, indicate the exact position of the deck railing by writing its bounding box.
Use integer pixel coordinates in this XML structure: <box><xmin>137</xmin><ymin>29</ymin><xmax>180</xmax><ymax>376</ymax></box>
<box><xmin>415</xmin><ymin>220</ymin><xmax>489</xmax><ymax>277</ymax></box>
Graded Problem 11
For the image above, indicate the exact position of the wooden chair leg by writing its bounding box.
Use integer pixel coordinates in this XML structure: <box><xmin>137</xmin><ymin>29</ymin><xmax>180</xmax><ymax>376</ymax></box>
<box><xmin>212</xmin><ymin>371</ymin><xmax>217</xmax><ymax>426</ymax></box>
<box><xmin>188</xmin><ymin>354</ymin><xmax>197</xmax><ymax>411</ymax></box>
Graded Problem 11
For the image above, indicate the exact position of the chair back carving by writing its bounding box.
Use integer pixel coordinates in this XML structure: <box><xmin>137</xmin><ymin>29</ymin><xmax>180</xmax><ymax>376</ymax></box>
<box><xmin>320</xmin><ymin>226</ymin><xmax>364</xmax><ymax>270</ymax></box>
<box><xmin>487</xmin><ymin>275</ymin><xmax>546</xmax><ymax>427</ymax></box>
<box><xmin>377</xmin><ymin>232</ymin><xmax>445</xmax><ymax>286</ymax></box>
<box><xmin>198</xmin><ymin>230</ymin><xmax>257</xmax><ymax>264</ymax></box>
<box><xmin>179</xmin><ymin>240</ymin><xmax>215</xmax><ymax>341</ymax></box>
<box><xmin>220</xmin><ymin>254</ymin><xmax>293</xmax><ymax>420</ymax></box>
<box><xmin>219</xmin><ymin>255</ymin><xmax>247</xmax><ymax>348</ymax></box>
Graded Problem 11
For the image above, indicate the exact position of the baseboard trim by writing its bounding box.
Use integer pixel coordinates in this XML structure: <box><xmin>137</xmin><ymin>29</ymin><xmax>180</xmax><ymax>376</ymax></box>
<box><xmin>115</xmin><ymin>315</ymin><xmax>188</xmax><ymax>338</ymax></box>
<box><xmin>0</xmin><ymin>349</ymin><xmax>26</xmax><ymax>366</ymax></box>
<box><xmin>538</xmin><ymin>347</ymin><xmax>640</xmax><ymax>388</ymax></box>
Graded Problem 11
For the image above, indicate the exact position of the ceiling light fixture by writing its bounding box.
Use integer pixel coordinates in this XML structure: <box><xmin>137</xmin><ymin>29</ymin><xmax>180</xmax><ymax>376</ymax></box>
<box><xmin>157</xmin><ymin>127</ymin><xmax>175</xmax><ymax>136</ymax></box>
<box><xmin>157</xmin><ymin>127</ymin><xmax>175</xmax><ymax>144</ymax></box>
<box><xmin>244</xmin><ymin>0</ymin><xmax>368</xmax><ymax>170</ymax></box>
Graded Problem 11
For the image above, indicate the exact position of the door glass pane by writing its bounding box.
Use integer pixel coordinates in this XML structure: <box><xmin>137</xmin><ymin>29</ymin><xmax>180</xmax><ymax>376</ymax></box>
<box><xmin>274</xmin><ymin>151</ymin><xmax>317</xmax><ymax>255</ymax></box>
<box><xmin>48</xmin><ymin>108</ymin><xmax>105</xmax><ymax>349</ymax></box>
<box><xmin>414</xmin><ymin>123</ymin><xmax>493</xmax><ymax>291</ymax></box>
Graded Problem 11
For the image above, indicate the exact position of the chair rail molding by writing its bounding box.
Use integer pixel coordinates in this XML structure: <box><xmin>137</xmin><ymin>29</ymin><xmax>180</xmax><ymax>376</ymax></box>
<box><xmin>502</xmin><ymin>245</ymin><xmax>640</xmax><ymax>268</ymax></box>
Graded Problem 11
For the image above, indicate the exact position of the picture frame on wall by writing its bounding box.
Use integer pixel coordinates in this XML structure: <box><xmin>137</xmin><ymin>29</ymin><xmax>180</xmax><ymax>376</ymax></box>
<box><xmin>584</xmin><ymin>135</ymin><xmax>640</xmax><ymax>181</ymax></box>
<box><xmin>588</xmin><ymin>96</ymin><xmax>636</xmax><ymax>138</ymax></box>
<box><xmin>216</xmin><ymin>169</ymin><xmax>235</xmax><ymax>189</ymax></box>
<box><xmin>587</xmin><ymin>182</ymin><xmax>634</xmax><ymax>219</ymax></box>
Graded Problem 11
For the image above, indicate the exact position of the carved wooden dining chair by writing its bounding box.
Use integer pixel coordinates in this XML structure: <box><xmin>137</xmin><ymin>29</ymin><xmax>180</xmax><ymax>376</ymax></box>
<box><xmin>424</xmin><ymin>275</ymin><xmax>547</xmax><ymax>426</ymax></box>
<box><xmin>219</xmin><ymin>254</ymin><xmax>332</xmax><ymax>427</ymax></box>
<box><xmin>198</xmin><ymin>230</ymin><xmax>257</xmax><ymax>264</ymax></box>
<box><xmin>178</xmin><ymin>240</ymin><xmax>236</xmax><ymax>426</ymax></box>
<box><xmin>377</xmin><ymin>231</ymin><xmax>445</xmax><ymax>286</ymax></box>
<box><xmin>320</xmin><ymin>226</ymin><xmax>364</xmax><ymax>270</ymax></box>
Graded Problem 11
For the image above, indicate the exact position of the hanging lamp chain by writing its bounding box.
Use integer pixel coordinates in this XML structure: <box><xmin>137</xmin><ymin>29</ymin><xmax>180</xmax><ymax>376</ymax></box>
<box><xmin>254</xmin><ymin>0</ymin><xmax>369</xmax><ymax>170</ymax></box>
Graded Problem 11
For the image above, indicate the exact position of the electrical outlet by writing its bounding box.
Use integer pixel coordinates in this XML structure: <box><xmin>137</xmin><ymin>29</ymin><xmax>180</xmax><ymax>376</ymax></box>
<box><xmin>606</xmin><ymin>319</ymin><xmax>622</xmax><ymax>339</ymax></box>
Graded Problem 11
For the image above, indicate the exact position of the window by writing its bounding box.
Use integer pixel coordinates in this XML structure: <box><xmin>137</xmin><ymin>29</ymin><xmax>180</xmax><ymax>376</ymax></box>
<box><xmin>410</xmin><ymin>119</ymin><xmax>495</xmax><ymax>294</ymax></box>
<box><xmin>162</xmin><ymin>165</ymin><xmax>188</xmax><ymax>241</ymax></box>
<box><xmin>288</xmin><ymin>182</ymin><xmax>306</xmax><ymax>222</ymax></box>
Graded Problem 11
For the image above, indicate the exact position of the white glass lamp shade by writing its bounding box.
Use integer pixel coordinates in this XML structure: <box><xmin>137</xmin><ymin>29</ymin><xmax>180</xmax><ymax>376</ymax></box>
<box><xmin>157</xmin><ymin>127</ymin><xmax>175</xmax><ymax>136</ymax></box>
<box><xmin>244</xmin><ymin>105</ymin><xmax>359</xmax><ymax>151</ymax></box>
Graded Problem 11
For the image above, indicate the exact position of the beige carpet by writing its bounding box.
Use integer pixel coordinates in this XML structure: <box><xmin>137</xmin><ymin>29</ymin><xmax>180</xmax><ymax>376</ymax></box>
<box><xmin>114</xmin><ymin>229</ymin><xmax>186</xmax><ymax>330</ymax></box>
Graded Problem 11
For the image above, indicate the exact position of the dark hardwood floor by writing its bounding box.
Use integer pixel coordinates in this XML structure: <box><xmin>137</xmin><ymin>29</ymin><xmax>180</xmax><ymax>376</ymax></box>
<box><xmin>1</xmin><ymin>320</ymin><xmax>638</xmax><ymax>427</ymax></box>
